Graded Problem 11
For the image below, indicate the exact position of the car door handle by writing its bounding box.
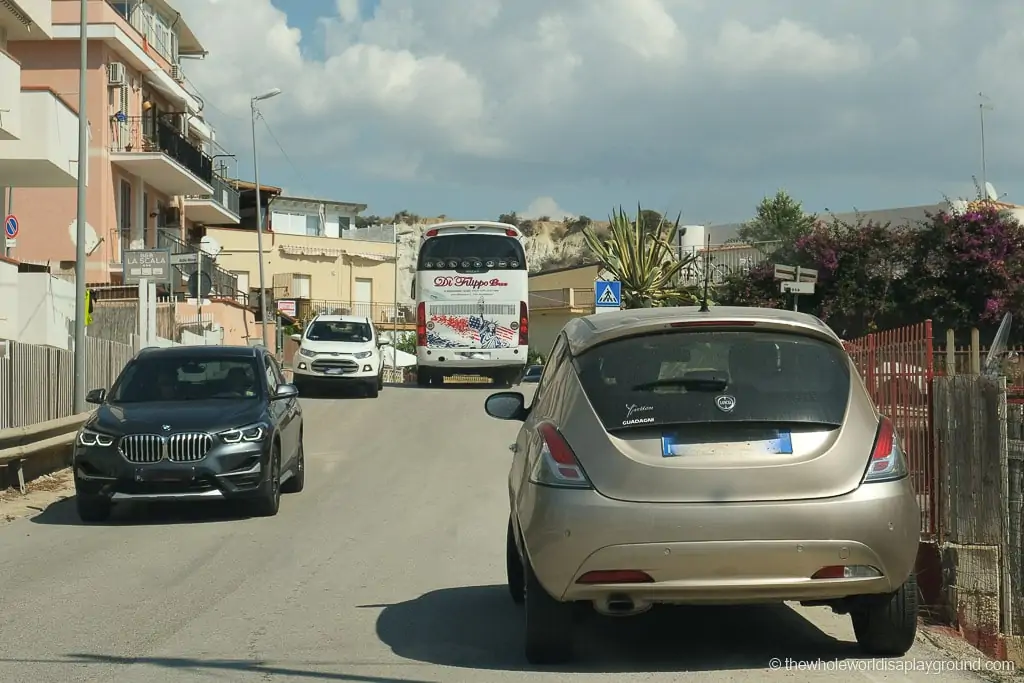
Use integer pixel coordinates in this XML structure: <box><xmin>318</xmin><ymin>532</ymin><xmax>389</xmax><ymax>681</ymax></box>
<box><xmin>508</xmin><ymin>444</ymin><xmax>518</xmax><ymax>452</ymax></box>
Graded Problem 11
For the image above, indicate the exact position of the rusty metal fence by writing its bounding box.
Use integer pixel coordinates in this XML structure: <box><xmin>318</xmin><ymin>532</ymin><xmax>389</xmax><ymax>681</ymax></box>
<box><xmin>844</xmin><ymin>321</ymin><xmax>936</xmax><ymax>535</ymax></box>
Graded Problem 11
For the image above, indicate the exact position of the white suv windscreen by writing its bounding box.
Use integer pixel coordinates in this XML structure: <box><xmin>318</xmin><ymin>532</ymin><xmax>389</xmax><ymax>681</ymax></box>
<box><xmin>305</xmin><ymin>321</ymin><xmax>373</xmax><ymax>343</ymax></box>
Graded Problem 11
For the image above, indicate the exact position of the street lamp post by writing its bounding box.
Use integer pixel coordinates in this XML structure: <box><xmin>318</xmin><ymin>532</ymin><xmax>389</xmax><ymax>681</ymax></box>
<box><xmin>392</xmin><ymin>227</ymin><xmax>412</xmax><ymax>360</ymax></box>
<box><xmin>72</xmin><ymin>0</ymin><xmax>89</xmax><ymax>412</ymax></box>
<box><xmin>250</xmin><ymin>88</ymin><xmax>281</xmax><ymax>349</ymax></box>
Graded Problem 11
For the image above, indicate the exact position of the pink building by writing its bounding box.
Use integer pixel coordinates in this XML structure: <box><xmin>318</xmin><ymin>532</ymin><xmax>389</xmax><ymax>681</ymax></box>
<box><xmin>2</xmin><ymin>0</ymin><xmax>240</xmax><ymax>293</ymax></box>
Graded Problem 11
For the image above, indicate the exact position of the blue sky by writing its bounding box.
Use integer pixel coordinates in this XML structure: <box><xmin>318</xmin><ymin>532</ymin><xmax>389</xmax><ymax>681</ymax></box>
<box><xmin>176</xmin><ymin>0</ymin><xmax>1024</xmax><ymax>225</ymax></box>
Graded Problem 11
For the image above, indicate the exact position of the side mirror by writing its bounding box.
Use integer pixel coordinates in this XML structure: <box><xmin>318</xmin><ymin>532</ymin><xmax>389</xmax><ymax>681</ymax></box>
<box><xmin>274</xmin><ymin>383</ymin><xmax>299</xmax><ymax>400</ymax></box>
<box><xmin>484</xmin><ymin>391</ymin><xmax>527</xmax><ymax>421</ymax></box>
<box><xmin>85</xmin><ymin>388</ymin><xmax>106</xmax><ymax>405</ymax></box>
<box><xmin>290</xmin><ymin>333</ymin><xmax>301</xmax><ymax>342</ymax></box>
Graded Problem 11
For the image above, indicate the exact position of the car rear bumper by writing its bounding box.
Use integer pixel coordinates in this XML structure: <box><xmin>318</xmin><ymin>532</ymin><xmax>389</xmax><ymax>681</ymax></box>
<box><xmin>516</xmin><ymin>478</ymin><xmax>920</xmax><ymax>605</ymax></box>
<box><xmin>417</xmin><ymin>347</ymin><xmax>526</xmax><ymax>369</ymax></box>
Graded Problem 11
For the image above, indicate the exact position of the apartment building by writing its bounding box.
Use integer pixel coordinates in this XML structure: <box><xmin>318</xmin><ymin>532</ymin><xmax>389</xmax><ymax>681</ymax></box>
<box><xmin>3</xmin><ymin>0</ymin><xmax>240</xmax><ymax>298</ymax></box>
<box><xmin>0</xmin><ymin>0</ymin><xmax>82</xmax><ymax>199</ymax></box>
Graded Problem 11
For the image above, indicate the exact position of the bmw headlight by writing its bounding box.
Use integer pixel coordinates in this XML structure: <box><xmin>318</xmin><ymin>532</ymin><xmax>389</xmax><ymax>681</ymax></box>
<box><xmin>298</xmin><ymin>347</ymin><xmax>318</xmax><ymax>358</ymax></box>
<box><xmin>78</xmin><ymin>429</ymin><xmax>115</xmax><ymax>447</ymax></box>
<box><xmin>353</xmin><ymin>350</ymin><xmax>373</xmax><ymax>359</ymax></box>
<box><xmin>219</xmin><ymin>423</ymin><xmax>269</xmax><ymax>443</ymax></box>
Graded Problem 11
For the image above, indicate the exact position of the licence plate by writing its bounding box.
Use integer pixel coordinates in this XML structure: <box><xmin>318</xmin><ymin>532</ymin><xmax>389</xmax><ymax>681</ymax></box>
<box><xmin>457</xmin><ymin>352</ymin><xmax>490</xmax><ymax>359</ymax></box>
<box><xmin>135</xmin><ymin>468</ymin><xmax>192</xmax><ymax>483</ymax></box>
<box><xmin>324</xmin><ymin>368</ymin><xmax>346</xmax><ymax>375</ymax></box>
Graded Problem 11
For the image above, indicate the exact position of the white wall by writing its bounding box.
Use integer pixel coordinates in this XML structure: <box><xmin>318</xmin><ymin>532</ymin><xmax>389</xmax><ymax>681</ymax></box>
<box><xmin>270</xmin><ymin>201</ymin><xmax>358</xmax><ymax>238</ymax></box>
<box><xmin>17</xmin><ymin>272</ymin><xmax>75</xmax><ymax>349</ymax></box>
<box><xmin>0</xmin><ymin>260</ymin><xmax>17</xmax><ymax>340</ymax></box>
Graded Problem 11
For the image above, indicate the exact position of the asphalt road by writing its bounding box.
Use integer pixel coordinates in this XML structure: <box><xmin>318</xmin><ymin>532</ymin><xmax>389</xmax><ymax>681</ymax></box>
<box><xmin>0</xmin><ymin>383</ymin><xmax>1007</xmax><ymax>682</ymax></box>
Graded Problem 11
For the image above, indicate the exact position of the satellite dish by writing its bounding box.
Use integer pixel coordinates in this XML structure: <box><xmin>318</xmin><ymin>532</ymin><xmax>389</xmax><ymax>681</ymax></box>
<box><xmin>950</xmin><ymin>199</ymin><xmax>968</xmax><ymax>213</ymax></box>
<box><xmin>986</xmin><ymin>182</ymin><xmax>999</xmax><ymax>201</ymax></box>
<box><xmin>187</xmin><ymin>269</ymin><xmax>213</xmax><ymax>298</ymax></box>
<box><xmin>984</xmin><ymin>312</ymin><xmax>1013</xmax><ymax>378</ymax></box>
<box><xmin>200</xmin><ymin>235</ymin><xmax>221</xmax><ymax>256</ymax></box>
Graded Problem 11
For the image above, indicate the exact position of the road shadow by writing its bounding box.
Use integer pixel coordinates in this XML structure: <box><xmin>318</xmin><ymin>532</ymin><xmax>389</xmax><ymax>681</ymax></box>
<box><xmin>298</xmin><ymin>385</ymin><xmax>375</xmax><ymax>400</ymax></box>
<box><xmin>0</xmin><ymin>654</ymin><xmax>429</xmax><ymax>682</ymax></box>
<box><xmin>364</xmin><ymin>584</ymin><xmax>864</xmax><ymax>673</ymax></box>
<box><xmin>29</xmin><ymin>496</ymin><xmax>254</xmax><ymax>527</ymax></box>
<box><xmin>385</xmin><ymin>383</ymin><xmax>500</xmax><ymax>391</ymax></box>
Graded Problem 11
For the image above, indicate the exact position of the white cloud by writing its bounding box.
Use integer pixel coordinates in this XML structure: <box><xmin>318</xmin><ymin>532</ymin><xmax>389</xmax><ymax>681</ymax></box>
<box><xmin>171</xmin><ymin>0</ymin><xmax>1024</xmax><ymax>219</ymax></box>
<box><xmin>522</xmin><ymin>197</ymin><xmax>574</xmax><ymax>220</ymax></box>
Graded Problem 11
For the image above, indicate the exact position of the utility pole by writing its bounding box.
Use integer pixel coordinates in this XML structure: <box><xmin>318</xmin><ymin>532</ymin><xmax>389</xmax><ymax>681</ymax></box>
<box><xmin>250</xmin><ymin>88</ymin><xmax>281</xmax><ymax>349</ymax></box>
<box><xmin>979</xmin><ymin>92</ymin><xmax>993</xmax><ymax>193</ymax></box>
<box><xmin>72</xmin><ymin>0</ymin><xmax>88</xmax><ymax>412</ymax></box>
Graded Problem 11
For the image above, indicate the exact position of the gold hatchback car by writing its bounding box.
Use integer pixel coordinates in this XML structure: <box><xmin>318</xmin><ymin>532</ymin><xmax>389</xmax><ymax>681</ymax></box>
<box><xmin>484</xmin><ymin>306</ymin><xmax>921</xmax><ymax>665</ymax></box>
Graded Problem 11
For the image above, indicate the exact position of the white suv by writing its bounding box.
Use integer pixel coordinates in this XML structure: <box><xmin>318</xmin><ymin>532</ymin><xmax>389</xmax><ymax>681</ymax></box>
<box><xmin>290</xmin><ymin>314</ymin><xmax>384</xmax><ymax>398</ymax></box>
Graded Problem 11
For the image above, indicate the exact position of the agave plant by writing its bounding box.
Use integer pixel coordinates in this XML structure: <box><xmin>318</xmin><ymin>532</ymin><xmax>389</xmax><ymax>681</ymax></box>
<box><xmin>582</xmin><ymin>205</ymin><xmax>700</xmax><ymax>308</ymax></box>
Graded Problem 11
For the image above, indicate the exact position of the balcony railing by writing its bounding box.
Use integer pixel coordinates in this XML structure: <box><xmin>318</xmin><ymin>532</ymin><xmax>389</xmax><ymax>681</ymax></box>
<box><xmin>108</xmin><ymin>1</ymin><xmax>178</xmax><ymax>65</ymax></box>
<box><xmin>285</xmin><ymin>299</ymin><xmax>415</xmax><ymax>326</ymax></box>
<box><xmin>110</xmin><ymin>116</ymin><xmax>213</xmax><ymax>185</ymax></box>
<box><xmin>156</xmin><ymin>230</ymin><xmax>242</xmax><ymax>303</ymax></box>
<box><xmin>186</xmin><ymin>175</ymin><xmax>240</xmax><ymax>216</ymax></box>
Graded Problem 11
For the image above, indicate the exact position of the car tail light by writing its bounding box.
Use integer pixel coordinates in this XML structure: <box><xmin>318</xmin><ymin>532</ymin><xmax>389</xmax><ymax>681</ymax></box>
<box><xmin>518</xmin><ymin>301</ymin><xmax>528</xmax><ymax>346</ymax></box>
<box><xmin>529</xmin><ymin>422</ymin><xmax>591</xmax><ymax>488</ymax></box>
<box><xmin>811</xmin><ymin>565</ymin><xmax>882</xmax><ymax>580</ymax></box>
<box><xmin>425</xmin><ymin>228</ymin><xmax>438</xmax><ymax>237</ymax></box>
<box><xmin>505</xmin><ymin>228</ymin><xmax>518</xmax><ymax>237</ymax></box>
<box><xmin>416</xmin><ymin>302</ymin><xmax>427</xmax><ymax>347</ymax></box>
<box><xmin>669</xmin><ymin>320</ymin><xmax>756</xmax><ymax>327</ymax></box>
<box><xmin>863</xmin><ymin>416</ymin><xmax>908</xmax><ymax>483</ymax></box>
<box><xmin>577</xmin><ymin>570</ymin><xmax>653</xmax><ymax>584</ymax></box>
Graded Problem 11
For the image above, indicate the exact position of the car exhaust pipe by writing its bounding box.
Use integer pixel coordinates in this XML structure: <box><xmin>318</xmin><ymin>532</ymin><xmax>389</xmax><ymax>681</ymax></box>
<box><xmin>594</xmin><ymin>594</ymin><xmax>651</xmax><ymax>617</ymax></box>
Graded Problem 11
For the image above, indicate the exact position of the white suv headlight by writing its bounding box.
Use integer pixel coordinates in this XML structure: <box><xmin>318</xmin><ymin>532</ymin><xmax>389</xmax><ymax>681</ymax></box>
<box><xmin>353</xmin><ymin>350</ymin><xmax>373</xmax><ymax>359</ymax></box>
<box><xmin>298</xmin><ymin>347</ymin><xmax>318</xmax><ymax>358</ymax></box>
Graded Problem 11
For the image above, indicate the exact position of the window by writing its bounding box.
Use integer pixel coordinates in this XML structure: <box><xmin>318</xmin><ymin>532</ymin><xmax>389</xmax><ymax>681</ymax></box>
<box><xmin>304</xmin><ymin>320</ymin><xmax>372</xmax><ymax>343</ymax></box>
<box><xmin>108</xmin><ymin>356</ymin><xmax>262</xmax><ymax>403</ymax></box>
<box><xmin>532</xmin><ymin>333</ymin><xmax>567</xmax><ymax>408</ymax></box>
<box><xmin>118</xmin><ymin>180</ymin><xmax>132</xmax><ymax>241</ymax></box>
<box><xmin>417</xmin><ymin>234</ymin><xmax>526</xmax><ymax>271</ymax></box>
<box><xmin>291</xmin><ymin>274</ymin><xmax>311</xmax><ymax>299</ymax></box>
<box><xmin>264</xmin><ymin>355</ymin><xmax>279</xmax><ymax>391</ymax></box>
<box><xmin>338</xmin><ymin>216</ymin><xmax>351</xmax><ymax>230</ymax></box>
<box><xmin>573</xmin><ymin>330</ymin><xmax>852</xmax><ymax>431</ymax></box>
<box><xmin>232</xmin><ymin>271</ymin><xmax>250</xmax><ymax>294</ymax></box>
<box><xmin>305</xmin><ymin>213</ymin><xmax>321</xmax><ymax>236</ymax></box>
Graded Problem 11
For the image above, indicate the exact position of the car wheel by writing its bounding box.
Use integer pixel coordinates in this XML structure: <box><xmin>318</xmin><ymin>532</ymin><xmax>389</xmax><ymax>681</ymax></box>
<box><xmin>252</xmin><ymin>446</ymin><xmax>282</xmax><ymax>517</ymax></box>
<box><xmin>281</xmin><ymin>436</ymin><xmax>305</xmax><ymax>494</ymax></box>
<box><xmin>851</xmin><ymin>573</ymin><xmax>919</xmax><ymax>656</ymax></box>
<box><xmin>76</xmin><ymin>494</ymin><xmax>112</xmax><ymax>523</ymax></box>
<box><xmin>524</xmin><ymin>555</ymin><xmax>574</xmax><ymax>664</ymax></box>
<box><xmin>365</xmin><ymin>381</ymin><xmax>379</xmax><ymax>398</ymax></box>
<box><xmin>507</xmin><ymin>518</ymin><xmax>525</xmax><ymax>605</ymax></box>
<box><xmin>378</xmin><ymin>372</ymin><xmax>384</xmax><ymax>391</ymax></box>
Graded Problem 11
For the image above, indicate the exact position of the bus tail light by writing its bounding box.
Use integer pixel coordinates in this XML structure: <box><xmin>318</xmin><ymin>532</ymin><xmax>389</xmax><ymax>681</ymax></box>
<box><xmin>518</xmin><ymin>301</ymin><xmax>528</xmax><ymax>346</ymax></box>
<box><xmin>416</xmin><ymin>302</ymin><xmax>427</xmax><ymax>346</ymax></box>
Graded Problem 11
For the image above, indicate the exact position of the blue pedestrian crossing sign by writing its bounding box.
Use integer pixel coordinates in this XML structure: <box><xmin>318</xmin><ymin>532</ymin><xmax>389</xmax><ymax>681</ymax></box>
<box><xmin>595</xmin><ymin>280</ymin><xmax>621</xmax><ymax>309</ymax></box>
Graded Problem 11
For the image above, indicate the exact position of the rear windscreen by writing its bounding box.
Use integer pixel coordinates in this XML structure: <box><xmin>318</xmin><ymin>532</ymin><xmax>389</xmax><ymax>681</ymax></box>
<box><xmin>418</xmin><ymin>234</ymin><xmax>526</xmax><ymax>271</ymax></box>
<box><xmin>573</xmin><ymin>330</ymin><xmax>851</xmax><ymax>431</ymax></box>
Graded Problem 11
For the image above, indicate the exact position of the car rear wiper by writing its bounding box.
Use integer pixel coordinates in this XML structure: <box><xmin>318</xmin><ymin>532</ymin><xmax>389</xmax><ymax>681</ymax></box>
<box><xmin>631</xmin><ymin>371</ymin><xmax>728</xmax><ymax>392</ymax></box>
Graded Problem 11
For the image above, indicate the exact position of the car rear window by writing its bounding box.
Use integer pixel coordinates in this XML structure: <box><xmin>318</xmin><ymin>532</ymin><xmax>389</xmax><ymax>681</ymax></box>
<box><xmin>573</xmin><ymin>330</ymin><xmax>851</xmax><ymax>431</ymax></box>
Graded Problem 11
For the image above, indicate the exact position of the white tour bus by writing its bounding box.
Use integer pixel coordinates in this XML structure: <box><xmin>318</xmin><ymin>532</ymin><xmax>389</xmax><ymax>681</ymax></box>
<box><xmin>413</xmin><ymin>221</ymin><xmax>529</xmax><ymax>386</ymax></box>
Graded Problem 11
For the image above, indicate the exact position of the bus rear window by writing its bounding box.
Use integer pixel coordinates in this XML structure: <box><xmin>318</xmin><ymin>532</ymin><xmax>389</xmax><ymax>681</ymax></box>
<box><xmin>418</xmin><ymin>235</ymin><xmax>526</xmax><ymax>271</ymax></box>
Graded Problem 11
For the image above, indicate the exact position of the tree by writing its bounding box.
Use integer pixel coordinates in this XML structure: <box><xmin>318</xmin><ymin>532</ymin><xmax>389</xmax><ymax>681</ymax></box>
<box><xmin>735</xmin><ymin>190</ymin><xmax>816</xmax><ymax>255</ymax></box>
<box><xmin>903</xmin><ymin>200</ymin><xmax>1024</xmax><ymax>332</ymax></box>
<box><xmin>582</xmin><ymin>205</ymin><xmax>699</xmax><ymax>308</ymax></box>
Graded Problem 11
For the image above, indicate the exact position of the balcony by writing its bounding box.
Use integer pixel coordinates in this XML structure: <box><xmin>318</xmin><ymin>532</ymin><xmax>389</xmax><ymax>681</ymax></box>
<box><xmin>183</xmin><ymin>174</ymin><xmax>241</xmax><ymax>225</ymax></box>
<box><xmin>156</xmin><ymin>230</ymin><xmax>242</xmax><ymax>303</ymax></box>
<box><xmin>0</xmin><ymin>88</ymin><xmax>80</xmax><ymax>187</ymax></box>
<box><xmin>109</xmin><ymin>116</ymin><xmax>213</xmax><ymax>196</ymax></box>
<box><xmin>529</xmin><ymin>287</ymin><xmax>595</xmax><ymax>312</ymax></box>
<box><xmin>0</xmin><ymin>51</ymin><xmax>19</xmax><ymax>141</ymax></box>
<box><xmin>0</xmin><ymin>0</ymin><xmax>53</xmax><ymax>39</ymax></box>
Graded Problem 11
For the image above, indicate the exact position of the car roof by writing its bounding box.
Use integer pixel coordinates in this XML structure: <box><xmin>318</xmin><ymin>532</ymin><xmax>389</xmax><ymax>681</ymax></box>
<box><xmin>135</xmin><ymin>345</ymin><xmax>262</xmax><ymax>360</ymax></box>
<box><xmin>562</xmin><ymin>306</ymin><xmax>840</xmax><ymax>356</ymax></box>
<box><xmin>312</xmin><ymin>314</ymin><xmax>372</xmax><ymax>324</ymax></box>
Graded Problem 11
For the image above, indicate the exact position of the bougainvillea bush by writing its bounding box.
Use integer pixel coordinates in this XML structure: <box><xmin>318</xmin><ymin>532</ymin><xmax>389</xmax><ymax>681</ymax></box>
<box><xmin>719</xmin><ymin>200</ymin><xmax>1024</xmax><ymax>337</ymax></box>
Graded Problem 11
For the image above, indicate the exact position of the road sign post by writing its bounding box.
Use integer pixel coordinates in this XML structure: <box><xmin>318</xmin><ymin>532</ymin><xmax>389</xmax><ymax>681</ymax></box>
<box><xmin>594</xmin><ymin>280</ymin><xmax>622</xmax><ymax>314</ymax></box>
<box><xmin>773</xmin><ymin>264</ymin><xmax>817</xmax><ymax>312</ymax></box>
<box><xmin>4</xmin><ymin>214</ymin><xmax>17</xmax><ymax>250</ymax></box>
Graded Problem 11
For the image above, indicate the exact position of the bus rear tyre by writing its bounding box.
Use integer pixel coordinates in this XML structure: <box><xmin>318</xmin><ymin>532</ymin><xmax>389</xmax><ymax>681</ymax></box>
<box><xmin>416</xmin><ymin>368</ymin><xmax>431</xmax><ymax>387</ymax></box>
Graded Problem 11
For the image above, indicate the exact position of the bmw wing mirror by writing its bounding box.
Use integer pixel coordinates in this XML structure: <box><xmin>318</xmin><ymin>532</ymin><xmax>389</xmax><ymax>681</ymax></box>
<box><xmin>85</xmin><ymin>388</ymin><xmax>106</xmax><ymax>405</ymax></box>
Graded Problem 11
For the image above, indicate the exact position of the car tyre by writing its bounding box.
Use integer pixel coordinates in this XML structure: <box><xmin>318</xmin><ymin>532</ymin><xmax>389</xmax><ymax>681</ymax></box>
<box><xmin>507</xmin><ymin>518</ymin><xmax>525</xmax><ymax>605</ymax></box>
<box><xmin>251</xmin><ymin>446</ymin><xmax>282</xmax><ymax>517</ymax></box>
<box><xmin>281</xmin><ymin>436</ymin><xmax>305</xmax><ymax>494</ymax></box>
<box><xmin>365</xmin><ymin>381</ymin><xmax>379</xmax><ymax>398</ymax></box>
<box><xmin>851</xmin><ymin>573</ymin><xmax>919</xmax><ymax>656</ymax></box>
<box><xmin>76</xmin><ymin>494</ymin><xmax>111</xmax><ymax>523</ymax></box>
<box><xmin>377</xmin><ymin>372</ymin><xmax>384</xmax><ymax>391</ymax></box>
<box><xmin>524</xmin><ymin>555</ymin><xmax>574</xmax><ymax>664</ymax></box>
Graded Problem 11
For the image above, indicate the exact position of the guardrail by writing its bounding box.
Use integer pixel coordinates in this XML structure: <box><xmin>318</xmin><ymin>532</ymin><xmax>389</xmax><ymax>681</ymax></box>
<box><xmin>0</xmin><ymin>413</ymin><xmax>89</xmax><ymax>494</ymax></box>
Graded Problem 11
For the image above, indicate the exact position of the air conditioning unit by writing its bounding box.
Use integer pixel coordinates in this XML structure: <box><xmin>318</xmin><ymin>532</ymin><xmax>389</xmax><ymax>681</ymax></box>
<box><xmin>107</xmin><ymin>62</ymin><xmax>126</xmax><ymax>86</ymax></box>
<box><xmin>170</xmin><ymin>63</ymin><xmax>183</xmax><ymax>81</ymax></box>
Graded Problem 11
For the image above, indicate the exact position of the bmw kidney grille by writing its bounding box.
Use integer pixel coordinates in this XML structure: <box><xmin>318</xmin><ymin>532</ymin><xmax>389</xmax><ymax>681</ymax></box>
<box><xmin>119</xmin><ymin>433</ymin><xmax>213</xmax><ymax>463</ymax></box>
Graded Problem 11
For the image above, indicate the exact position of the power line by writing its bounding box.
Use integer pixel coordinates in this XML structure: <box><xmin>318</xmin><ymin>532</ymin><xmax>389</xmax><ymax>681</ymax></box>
<box><xmin>255</xmin><ymin>109</ymin><xmax>310</xmax><ymax>189</ymax></box>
